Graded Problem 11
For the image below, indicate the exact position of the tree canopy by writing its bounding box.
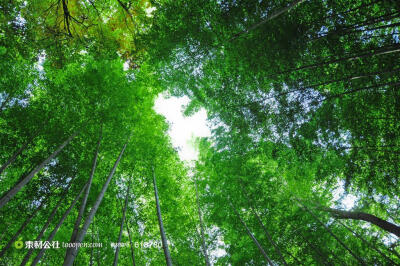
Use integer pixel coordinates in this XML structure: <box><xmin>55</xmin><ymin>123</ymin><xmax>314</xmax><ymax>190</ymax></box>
<box><xmin>0</xmin><ymin>0</ymin><xmax>399</xmax><ymax>265</ymax></box>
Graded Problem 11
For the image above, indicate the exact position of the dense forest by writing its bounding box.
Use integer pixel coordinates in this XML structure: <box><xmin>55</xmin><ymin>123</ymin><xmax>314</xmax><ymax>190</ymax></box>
<box><xmin>0</xmin><ymin>0</ymin><xmax>399</xmax><ymax>265</ymax></box>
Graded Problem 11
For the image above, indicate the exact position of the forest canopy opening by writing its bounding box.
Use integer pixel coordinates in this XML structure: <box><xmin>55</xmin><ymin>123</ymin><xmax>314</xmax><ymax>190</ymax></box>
<box><xmin>0</xmin><ymin>0</ymin><xmax>399</xmax><ymax>265</ymax></box>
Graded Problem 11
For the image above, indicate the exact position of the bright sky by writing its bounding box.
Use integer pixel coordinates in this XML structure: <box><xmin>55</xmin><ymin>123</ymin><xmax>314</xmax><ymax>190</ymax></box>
<box><xmin>154</xmin><ymin>93</ymin><xmax>211</xmax><ymax>161</ymax></box>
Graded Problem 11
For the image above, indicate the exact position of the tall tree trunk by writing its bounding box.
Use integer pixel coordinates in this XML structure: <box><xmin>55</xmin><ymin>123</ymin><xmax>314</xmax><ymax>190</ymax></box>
<box><xmin>238</xmin><ymin>181</ymin><xmax>289</xmax><ymax>265</ymax></box>
<box><xmin>90</xmin><ymin>222</ymin><xmax>94</xmax><ymax>266</ymax></box>
<box><xmin>295</xmin><ymin>199</ymin><xmax>366</xmax><ymax>265</ymax></box>
<box><xmin>335</xmin><ymin>219</ymin><xmax>397</xmax><ymax>265</ymax></box>
<box><xmin>125</xmin><ymin>217</ymin><xmax>136</xmax><ymax>266</ymax></box>
<box><xmin>324</xmin><ymin>207</ymin><xmax>400</xmax><ymax>238</ymax></box>
<box><xmin>0</xmin><ymin>142</ymin><xmax>29</xmax><ymax>176</ymax></box>
<box><xmin>113</xmin><ymin>180</ymin><xmax>131</xmax><ymax>266</ymax></box>
<box><xmin>321</xmin><ymin>81</ymin><xmax>400</xmax><ymax>102</ymax></box>
<box><xmin>63</xmin><ymin>141</ymin><xmax>127</xmax><ymax>266</ymax></box>
<box><xmin>0</xmin><ymin>195</ymin><xmax>47</xmax><ymax>257</ymax></box>
<box><xmin>230</xmin><ymin>0</ymin><xmax>305</xmax><ymax>41</ymax></box>
<box><xmin>194</xmin><ymin>178</ymin><xmax>211</xmax><ymax>266</ymax></box>
<box><xmin>117</xmin><ymin>189</ymin><xmax>136</xmax><ymax>266</ymax></box>
<box><xmin>31</xmin><ymin>183</ymin><xmax>87</xmax><ymax>265</ymax></box>
<box><xmin>299</xmin><ymin>233</ymin><xmax>333</xmax><ymax>266</ymax></box>
<box><xmin>229</xmin><ymin>200</ymin><xmax>273</xmax><ymax>265</ymax></box>
<box><xmin>251</xmin><ymin>207</ymin><xmax>289</xmax><ymax>265</ymax></box>
<box><xmin>65</xmin><ymin>128</ymin><xmax>102</xmax><ymax>260</ymax></box>
<box><xmin>20</xmin><ymin>179</ymin><xmax>75</xmax><ymax>266</ymax></box>
<box><xmin>152</xmin><ymin>166</ymin><xmax>173</xmax><ymax>266</ymax></box>
<box><xmin>275</xmin><ymin>45</ymin><xmax>400</xmax><ymax>77</ymax></box>
<box><xmin>0</xmin><ymin>131</ymin><xmax>78</xmax><ymax>208</ymax></box>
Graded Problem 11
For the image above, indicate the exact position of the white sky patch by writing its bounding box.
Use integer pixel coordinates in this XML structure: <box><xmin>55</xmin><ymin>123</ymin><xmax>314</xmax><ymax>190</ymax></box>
<box><xmin>154</xmin><ymin>94</ymin><xmax>211</xmax><ymax>161</ymax></box>
<box><xmin>332</xmin><ymin>180</ymin><xmax>357</xmax><ymax>209</ymax></box>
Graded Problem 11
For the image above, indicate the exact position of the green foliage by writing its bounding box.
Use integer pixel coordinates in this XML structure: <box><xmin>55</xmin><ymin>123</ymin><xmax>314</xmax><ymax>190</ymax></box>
<box><xmin>1</xmin><ymin>0</ymin><xmax>399</xmax><ymax>265</ymax></box>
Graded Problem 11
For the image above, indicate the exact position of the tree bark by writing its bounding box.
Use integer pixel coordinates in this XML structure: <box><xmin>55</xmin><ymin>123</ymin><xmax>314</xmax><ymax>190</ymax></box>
<box><xmin>31</xmin><ymin>183</ymin><xmax>88</xmax><ymax>265</ymax></box>
<box><xmin>65</xmin><ymin>128</ymin><xmax>102</xmax><ymax>261</ymax></box>
<box><xmin>0</xmin><ymin>141</ymin><xmax>29</xmax><ymax>176</ymax></box>
<box><xmin>295</xmin><ymin>199</ymin><xmax>366</xmax><ymax>265</ymax></box>
<box><xmin>124</xmin><ymin>204</ymin><xmax>136</xmax><ymax>266</ymax></box>
<box><xmin>230</xmin><ymin>0</ymin><xmax>305</xmax><ymax>41</ymax></box>
<box><xmin>229</xmin><ymin>200</ymin><xmax>273</xmax><ymax>265</ymax></box>
<box><xmin>0</xmin><ymin>131</ymin><xmax>78</xmax><ymax>208</ymax></box>
<box><xmin>252</xmin><ymin>207</ymin><xmax>289</xmax><ymax>265</ymax></box>
<box><xmin>113</xmin><ymin>180</ymin><xmax>131</xmax><ymax>266</ymax></box>
<box><xmin>152</xmin><ymin>166</ymin><xmax>173</xmax><ymax>266</ymax></box>
<box><xmin>275</xmin><ymin>45</ymin><xmax>400</xmax><ymax>77</ymax></box>
<box><xmin>0</xmin><ymin>196</ymin><xmax>46</xmax><ymax>257</ymax></box>
<box><xmin>335</xmin><ymin>219</ymin><xmax>397</xmax><ymax>265</ymax></box>
<box><xmin>63</xmin><ymin>141</ymin><xmax>127</xmax><ymax>266</ymax></box>
<box><xmin>20</xmin><ymin>179</ymin><xmax>75</xmax><ymax>266</ymax></box>
<box><xmin>117</xmin><ymin>190</ymin><xmax>136</xmax><ymax>266</ymax></box>
<box><xmin>238</xmin><ymin>180</ymin><xmax>291</xmax><ymax>265</ymax></box>
<box><xmin>324</xmin><ymin>207</ymin><xmax>400</xmax><ymax>238</ymax></box>
<box><xmin>195</xmin><ymin>178</ymin><xmax>211</xmax><ymax>266</ymax></box>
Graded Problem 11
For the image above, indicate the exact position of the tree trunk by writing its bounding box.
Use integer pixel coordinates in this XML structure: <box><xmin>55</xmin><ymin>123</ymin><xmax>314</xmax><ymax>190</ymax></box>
<box><xmin>324</xmin><ymin>207</ymin><xmax>400</xmax><ymax>238</ymax></box>
<box><xmin>113</xmin><ymin>180</ymin><xmax>130</xmax><ymax>266</ymax></box>
<box><xmin>335</xmin><ymin>219</ymin><xmax>396</xmax><ymax>265</ymax></box>
<box><xmin>229</xmin><ymin>200</ymin><xmax>273</xmax><ymax>265</ymax></box>
<box><xmin>230</xmin><ymin>0</ymin><xmax>305</xmax><ymax>41</ymax></box>
<box><xmin>31</xmin><ymin>183</ymin><xmax>88</xmax><ymax>265</ymax></box>
<box><xmin>65</xmin><ymin>128</ymin><xmax>102</xmax><ymax>260</ymax></box>
<box><xmin>0</xmin><ymin>131</ymin><xmax>78</xmax><ymax>208</ymax></box>
<box><xmin>90</xmin><ymin>222</ymin><xmax>94</xmax><ymax>266</ymax></box>
<box><xmin>295</xmin><ymin>199</ymin><xmax>366</xmax><ymax>265</ymax></box>
<box><xmin>238</xmin><ymin>180</ymin><xmax>290</xmax><ymax>265</ymax></box>
<box><xmin>0</xmin><ymin>196</ymin><xmax>46</xmax><ymax>257</ymax></box>
<box><xmin>195</xmin><ymin>178</ymin><xmax>211</xmax><ymax>266</ymax></box>
<box><xmin>63</xmin><ymin>141</ymin><xmax>127</xmax><ymax>266</ymax></box>
<box><xmin>299</xmin><ymin>233</ymin><xmax>333</xmax><ymax>266</ymax></box>
<box><xmin>123</xmin><ymin>203</ymin><xmax>136</xmax><ymax>266</ymax></box>
<box><xmin>275</xmin><ymin>45</ymin><xmax>400</xmax><ymax>76</ymax></box>
<box><xmin>251</xmin><ymin>207</ymin><xmax>289</xmax><ymax>265</ymax></box>
<box><xmin>0</xmin><ymin>142</ymin><xmax>29</xmax><ymax>176</ymax></box>
<box><xmin>20</xmin><ymin>179</ymin><xmax>75</xmax><ymax>266</ymax></box>
<box><xmin>152</xmin><ymin>166</ymin><xmax>173</xmax><ymax>266</ymax></box>
<box><xmin>117</xmin><ymin>190</ymin><xmax>136</xmax><ymax>266</ymax></box>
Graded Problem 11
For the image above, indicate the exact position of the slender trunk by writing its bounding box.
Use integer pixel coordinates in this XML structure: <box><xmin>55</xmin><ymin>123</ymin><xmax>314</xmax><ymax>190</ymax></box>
<box><xmin>238</xmin><ymin>181</ymin><xmax>289</xmax><ymax>265</ymax></box>
<box><xmin>152</xmin><ymin>166</ymin><xmax>173</xmax><ymax>266</ymax></box>
<box><xmin>230</xmin><ymin>0</ymin><xmax>305</xmax><ymax>41</ymax></box>
<box><xmin>90</xmin><ymin>222</ymin><xmax>94</xmax><ymax>266</ymax></box>
<box><xmin>299</xmin><ymin>233</ymin><xmax>334</xmax><ymax>266</ymax></box>
<box><xmin>319</xmin><ymin>0</ymin><xmax>384</xmax><ymax>23</ymax></box>
<box><xmin>295</xmin><ymin>199</ymin><xmax>366</xmax><ymax>265</ymax></box>
<box><xmin>324</xmin><ymin>207</ymin><xmax>400</xmax><ymax>238</ymax></box>
<box><xmin>273</xmin><ymin>68</ymin><xmax>400</xmax><ymax>100</ymax></box>
<box><xmin>0</xmin><ymin>196</ymin><xmax>46</xmax><ymax>257</ymax></box>
<box><xmin>63</xmin><ymin>141</ymin><xmax>127</xmax><ymax>266</ymax></box>
<box><xmin>113</xmin><ymin>181</ymin><xmax>130</xmax><ymax>266</ymax></box>
<box><xmin>20</xmin><ymin>179</ymin><xmax>75</xmax><ymax>266</ymax></box>
<box><xmin>117</xmin><ymin>190</ymin><xmax>136</xmax><ymax>266</ymax></box>
<box><xmin>195</xmin><ymin>179</ymin><xmax>211</xmax><ymax>266</ymax></box>
<box><xmin>0</xmin><ymin>142</ymin><xmax>29</xmax><ymax>176</ymax></box>
<box><xmin>251</xmin><ymin>207</ymin><xmax>288</xmax><ymax>265</ymax></box>
<box><xmin>31</xmin><ymin>183</ymin><xmax>88</xmax><ymax>265</ymax></box>
<box><xmin>0</xmin><ymin>131</ymin><xmax>78</xmax><ymax>208</ymax></box>
<box><xmin>335</xmin><ymin>219</ymin><xmax>397</xmax><ymax>265</ymax></box>
<box><xmin>65</xmin><ymin>128</ymin><xmax>102</xmax><ymax>260</ymax></box>
<box><xmin>311</xmin><ymin>11</ymin><xmax>400</xmax><ymax>41</ymax></box>
<box><xmin>321</xmin><ymin>81</ymin><xmax>400</xmax><ymax>102</ymax></box>
<box><xmin>275</xmin><ymin>45</ymin><xmax>400</xmax><ymax>77</ymax></box>
<box><xmin>229</xmin><ymin>200</ymin><xmax>273</xmax><ymax>265</ymax></box>
<box><xmin>125</xmin><ymin>208</ymin><xmax>136</xmax><ymax>266</ymax></box>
